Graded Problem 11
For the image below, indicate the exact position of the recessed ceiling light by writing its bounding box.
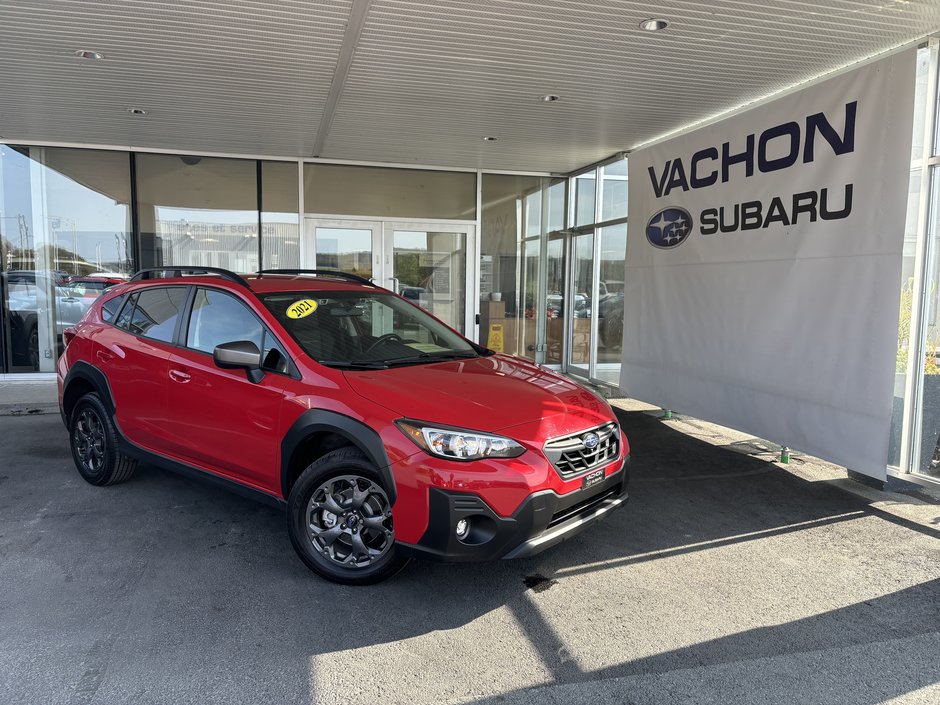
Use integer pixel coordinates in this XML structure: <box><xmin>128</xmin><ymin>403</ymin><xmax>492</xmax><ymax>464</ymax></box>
<box><xmin>126</xmin><ymin>108</ymin><xmax>147</xmax><ymax>116</ymax></box>
<box><xmin>75</xmin><ymin>49</ymin><xmax>104</xmax><ymax>60</ymax></box>
<box><xmin>539</xmin><ymin>94</ymin><xmax>561</xmax><ymax>102</ymax></box>
<box><xmin>639</xmin><ymin>18</ymin><xmax>669</xmax><ymax>31</ymax></box>
<box><xmin>482</xmin><ymin>136</ymin><xmax>498</xmax><ymax>142</ymax></box>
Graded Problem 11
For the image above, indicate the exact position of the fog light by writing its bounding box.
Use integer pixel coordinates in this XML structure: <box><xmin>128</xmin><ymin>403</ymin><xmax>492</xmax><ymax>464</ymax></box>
<box><xmin>456</xmin><ymin>518</ymin><xmax>470</xmax><ymax>540</ymax></box>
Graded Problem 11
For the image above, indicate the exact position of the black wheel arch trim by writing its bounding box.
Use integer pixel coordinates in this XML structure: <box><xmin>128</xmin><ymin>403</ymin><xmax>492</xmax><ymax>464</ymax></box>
<box><xmin>280</xmin><ymin>409</ymin><xmax>396</xmax><ymax>504</ymax></box>
<box><xmin>61</xmin><ymin>360</ymin><xmax>117</xmax><ymax>428</ymax></box>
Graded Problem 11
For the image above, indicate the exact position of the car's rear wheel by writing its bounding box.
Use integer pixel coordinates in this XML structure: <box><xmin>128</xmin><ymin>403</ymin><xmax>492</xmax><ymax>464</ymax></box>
<box><xmin>69</xmin><ymin>392</ymin><xmax>137</xmax><ymax>486</ymax></box>
<box><xmin>287</xmin><ymin>447</ymin><xmax>409</xmax><ymax>585</ymax></box>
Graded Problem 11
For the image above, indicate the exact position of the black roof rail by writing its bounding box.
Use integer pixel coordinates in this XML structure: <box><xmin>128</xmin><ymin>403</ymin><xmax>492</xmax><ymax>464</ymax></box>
<box><xmin>256</xmin><ymin>269</ymin><xmax>376</xmax><ymax>286</ymax></box>
<box><xmin>130</xmin><ymin>267</ymin><xmax>250</xmax><ymax>288</ymax></box>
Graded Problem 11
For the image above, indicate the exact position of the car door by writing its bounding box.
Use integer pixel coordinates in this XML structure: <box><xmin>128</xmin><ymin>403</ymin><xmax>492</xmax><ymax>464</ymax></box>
<box><xmin>164</xmin><ymin>286</ymin><xmax>290</xmax><ymax>493</ymax></box>
<box><xmin>101</xmin><ymin>286</ymin><xmax>188</xmax><ymax>451</ymax></box>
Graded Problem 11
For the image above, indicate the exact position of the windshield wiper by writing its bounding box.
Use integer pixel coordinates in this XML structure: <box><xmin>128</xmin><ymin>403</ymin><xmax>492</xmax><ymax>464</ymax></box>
<box><xmin>320</xmin><ymin>360</ymin><xmax>390</xmax><ymax>369</ymax></box>
<box><xmin>383</xmin><ymin>351</ymin><xmax>478</xmax><ymax>366</ymax></box>
<box><xmin>322</xmin><ymin>351</ymin><xmax>477</xmax><ymax>370</ymax></box>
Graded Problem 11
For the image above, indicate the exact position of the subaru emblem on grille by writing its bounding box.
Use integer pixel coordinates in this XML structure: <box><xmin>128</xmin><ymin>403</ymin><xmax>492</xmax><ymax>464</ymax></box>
<box><xmin>582</xmin><ymin>432</ymin><xmax>600</xmax><ymax>450</ymax></box>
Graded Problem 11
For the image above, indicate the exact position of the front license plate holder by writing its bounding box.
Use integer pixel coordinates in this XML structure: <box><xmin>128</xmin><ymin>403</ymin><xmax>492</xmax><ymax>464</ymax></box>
<box><xmin>581</xmin><ymin>468</ymin><xmax>605</xmax><ymax>490</ymax></box>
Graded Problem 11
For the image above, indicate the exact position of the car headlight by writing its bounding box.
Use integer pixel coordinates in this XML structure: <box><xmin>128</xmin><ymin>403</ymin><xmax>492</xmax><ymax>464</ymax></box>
<box><xmin>396</xmin><ymin>420</ymin><xmax>525</xmax><ymax>461</ymax></box>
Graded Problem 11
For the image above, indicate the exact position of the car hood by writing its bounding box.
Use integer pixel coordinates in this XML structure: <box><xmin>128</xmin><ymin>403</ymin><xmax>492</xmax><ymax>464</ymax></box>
<box><xmin>343</xmin><ymin>353</ymin><xmax>615</xmax><ymax>436</ymax></box>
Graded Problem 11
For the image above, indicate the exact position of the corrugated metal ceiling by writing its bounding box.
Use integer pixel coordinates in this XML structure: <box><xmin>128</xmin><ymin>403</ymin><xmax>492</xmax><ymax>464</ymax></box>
<box><xmin>1</xmin><ymin>0</ymin><xmax>938</xmax><ymax>172</ymax></box>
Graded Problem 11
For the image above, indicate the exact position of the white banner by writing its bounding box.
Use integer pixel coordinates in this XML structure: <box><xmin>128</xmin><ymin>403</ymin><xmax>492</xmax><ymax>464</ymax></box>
<box><xmin>621</xmin><ymin>49</ymin><xmax>916</xmax><ymax>480</ymax></box>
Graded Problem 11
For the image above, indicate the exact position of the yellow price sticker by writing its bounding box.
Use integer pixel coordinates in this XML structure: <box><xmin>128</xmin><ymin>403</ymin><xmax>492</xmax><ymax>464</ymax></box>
<box><xmin>286</xmin><ymin>299</ymin><xmax>318</xmax><ymax>319</ymax></box>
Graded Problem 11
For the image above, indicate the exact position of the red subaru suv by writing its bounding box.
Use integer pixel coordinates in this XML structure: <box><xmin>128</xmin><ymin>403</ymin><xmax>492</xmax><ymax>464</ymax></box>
<box><xmin>57</xmin><ymin>268</ymin><xmax>630</xmax><ymax>584</ymax></box>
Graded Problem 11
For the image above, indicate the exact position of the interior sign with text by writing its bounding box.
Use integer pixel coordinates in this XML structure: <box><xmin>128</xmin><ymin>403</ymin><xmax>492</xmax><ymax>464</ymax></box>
<box><xmin>622</xmin><ymin>49</ymin><xmax>917</xmax><ymax>480</ymax></box>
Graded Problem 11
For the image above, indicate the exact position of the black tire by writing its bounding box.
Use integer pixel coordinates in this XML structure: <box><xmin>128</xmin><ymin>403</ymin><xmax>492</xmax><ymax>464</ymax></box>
<box><xmin>287</xmin><ymin>447</ymin><xmax>409</xmax><ymax>585</ymax></box>
<box><xmin>69</xmin><ymin>392</ymin><xmax>137</xmax><ymax>486</ymax></box>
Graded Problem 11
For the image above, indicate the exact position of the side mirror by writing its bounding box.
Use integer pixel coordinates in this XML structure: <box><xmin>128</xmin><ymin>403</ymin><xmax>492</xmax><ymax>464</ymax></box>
<box><xmin>213</xmin><ymin>340</ymin><xmax>264</xmax><ymax>383</ymax></box>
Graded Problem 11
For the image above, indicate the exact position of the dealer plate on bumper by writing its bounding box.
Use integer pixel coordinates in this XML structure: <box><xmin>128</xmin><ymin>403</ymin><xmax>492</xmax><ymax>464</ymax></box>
<box><xmin>581</xmin><ymin>468</ymin><xmax>605</xmax><ymax>490</ymax></box>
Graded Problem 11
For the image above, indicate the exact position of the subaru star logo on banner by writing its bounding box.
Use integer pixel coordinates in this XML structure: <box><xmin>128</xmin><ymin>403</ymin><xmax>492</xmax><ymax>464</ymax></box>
<box><xmin>646</xmin><ymin>207</ymin><xmax>694</xmax><ymax>249</ymax></box>
<box><xmin>621</xmin><ymin>48</ymin><xmax>917</xmax><ymax>481</ymax></box>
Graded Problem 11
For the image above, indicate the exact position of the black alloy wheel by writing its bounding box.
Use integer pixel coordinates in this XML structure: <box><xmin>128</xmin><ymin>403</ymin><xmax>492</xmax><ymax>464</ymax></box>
<box><xmin>287</xmin><ymin>447</ymin><xmax>409</xmax><ymax>585</ymax></box>
<box><xmin>69</xmin><ymin>392</ymin><xmax>137</xmax><ymax>486</ymax></box>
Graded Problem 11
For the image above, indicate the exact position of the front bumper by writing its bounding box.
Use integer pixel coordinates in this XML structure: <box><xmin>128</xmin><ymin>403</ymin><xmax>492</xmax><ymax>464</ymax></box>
<box><xmin>396</xmin><ymin>457</ymin><xmax>629</xmax><ymax>562</ymax></box>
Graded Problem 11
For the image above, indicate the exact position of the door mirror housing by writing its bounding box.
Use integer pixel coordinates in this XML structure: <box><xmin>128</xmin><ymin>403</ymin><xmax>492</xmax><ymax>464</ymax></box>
<box><xmin>213</xmin><ymin>341</ymin><xmax>264</xmax><ymax>383</ymax></box>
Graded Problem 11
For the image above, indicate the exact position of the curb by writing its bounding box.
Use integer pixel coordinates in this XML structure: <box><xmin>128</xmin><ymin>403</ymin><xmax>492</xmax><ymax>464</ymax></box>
<box><xmin>0</xmin><ymin>403</ymin><xmax>58</xmax><ymax>417</ymax></box>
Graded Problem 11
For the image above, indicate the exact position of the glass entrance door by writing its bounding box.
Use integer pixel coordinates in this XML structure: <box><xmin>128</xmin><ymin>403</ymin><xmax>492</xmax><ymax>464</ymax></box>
<box><xmin>303</xmin><ymin>219</ymin><xmax>377</xmax><ymax>281</ymax></box>
<box><xmin>303</xmin><ymin>218</ymin><xmax>476</xmax><ymax>336</ymax></box>
<box><xmin>559</xmin><ymin>223</ymin><xmax>627</xmax><ymax>385</ymax></box>
<box><xmin>387</xmin><ymin>223</ymin><xmax>471</xmax><ymax>335</ymax></box>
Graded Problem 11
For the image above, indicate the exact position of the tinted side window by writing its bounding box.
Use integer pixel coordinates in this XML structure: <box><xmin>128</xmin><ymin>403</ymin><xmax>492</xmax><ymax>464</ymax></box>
<box><xmin>101</xmin><ymin>294</ymin><xmax>126</xmax><ymax>323</ymax></box>
<box><xmin>114</xmin><ymin>293</ymin><xmax>138</xmax><ymax>330</ymax></box>
<box><xmin>187</xmin><ymin>289</ymin><xmax>264</xmax><ymax>354</ymax></box>
<box><xmin>128</xmin><ymin>287</ymin><xmax>187</xmax><ymax>342</ymax></box>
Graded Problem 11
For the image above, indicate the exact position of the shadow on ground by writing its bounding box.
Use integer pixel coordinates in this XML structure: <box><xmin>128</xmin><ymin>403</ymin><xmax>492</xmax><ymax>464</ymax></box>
<box><xmin>0</xmin><ymin>409</ymin><xmax>937</xmax><ymax>704</ymax></box>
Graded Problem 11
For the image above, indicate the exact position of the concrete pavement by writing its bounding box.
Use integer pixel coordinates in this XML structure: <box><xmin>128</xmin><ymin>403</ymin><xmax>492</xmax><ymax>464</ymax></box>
<box><xmin>0</xmin><ymin>405</ymin><xmax>937</xmax><ymax>705</ymax></box>
<box><xmin>0</xmin><ymin>380</ymin><xmax>57</xmax><ymax>416</ymax></box>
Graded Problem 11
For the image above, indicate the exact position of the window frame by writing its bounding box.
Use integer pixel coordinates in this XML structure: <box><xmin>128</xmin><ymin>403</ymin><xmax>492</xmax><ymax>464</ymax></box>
<box><xmin>111</xmin><ymin>286</ymin><xmax>189</xmax><ymax>345</ymax></box>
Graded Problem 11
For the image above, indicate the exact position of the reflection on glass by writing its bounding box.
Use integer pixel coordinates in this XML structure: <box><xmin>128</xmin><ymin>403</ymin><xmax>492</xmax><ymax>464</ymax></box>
<box><xmin>546</xmin><ymin>179</ymin><xmax>565</xmax><ymax>232</ymax></box>
<box><xmin>915</xmin><ymin>168</ymin><xmax>940</xmax><ymax>478</ymax></box>
<box><xmin>481</xmin><ymin>174</ymin><xmax>559</xmax><ymax>357</ymax></box>
<box><xmin>600</xmin><ymin>160</ymin><xmax>628</xmax><ymax>222</ymax></box>
<box><xmin>137</xmin><ymin>153</ymin><xmax>259</xmax><ymax>272</ymax></box>
<box><xmin>574</xmin><ymin>171</ymin><xmax>596</xmax><ymax>227</ymax></box>
<box><xmin>0</xmin><ymin>146</ymin><xmax>132</xmax><ymax>372</ymax></box>
<box><xmin>546</xmin><ymin>238</ymin><xmax>566</xmax><ymax>365</ymax></box>
<box><xmin>261</xmin><ymin>161</ymin><xmax>300</xmax><ymax>270</ymax></box>
<box><xmin>522</xmin><ymin>239</ymin><xmax>539</xmax><ymax>360</ymax></box>
<box><xmin>314</xmin><ymin>228</ymin><xmax>373</xmax><ymax>280</ymax></box>
<box><xmin>525</xmin><ymin>191</ymin><xmax>542</xmax><ymax>237</ymax></box>
<box><xmin>393</xmin><ymin>230</ymin><xmax>466</xmax><ymax>334</ymax></box>
<box><xmin>569</xmin><ymin>233</ymin><xmax>594</xmax><ymax>367</ymax></box>
<box><xmin>596</xmin><ymin>223</ymin><xmax>627</xmax><ymax>384</ymax></box>
<box><xmin>890</xmin><ymin>169</ymin><xmax>922</xmax><ymax>467</ymax></box>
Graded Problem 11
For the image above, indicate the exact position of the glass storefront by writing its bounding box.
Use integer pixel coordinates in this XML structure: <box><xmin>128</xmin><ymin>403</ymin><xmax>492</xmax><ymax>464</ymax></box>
<box><xmin>889</xmin><ymin>41</ymin><xmax>940</xmax><ymax>484</ymax></box>
<box><xmin>479</xmin><ymin>173</ymin><xmax>557</xmax><ymax>357</ymax></box>
<box><xmin>261</xmin><ymin>160</ymin><xmax>300</xmax><ymax>270</ymax></box>
<box><xmin>0</xmin><ymin>144</ymin><xmax>630</xmax><ymax>400</ymax></box>
<box><xmin>136</xmin><ymin>153</ymin><xmax>259</xmax><ymax>272</ymax></box>
<box><xmin>596</xmin><ymin>222</ymin><xmax>628</xmax><ymax>385</ymax></box>
<box><xmin>557</xmin><ymin>159</ymin><xmax>628</xmax><ymax>384</ymax></box>
<box><xmin>304</xmin><ymin>164</ymin><xmax>476</xmax><ymax>220</ymax></box>
<box><xmin>0</xmin><ymin>146</ymin><xmax>133</xmax><ymax>372</ymax></box>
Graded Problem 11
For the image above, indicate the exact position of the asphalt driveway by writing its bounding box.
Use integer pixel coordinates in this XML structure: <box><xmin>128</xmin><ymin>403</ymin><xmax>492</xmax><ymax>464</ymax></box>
<box><xmin>0</xmin><ymin>408</ymin><xmax>937</xmax><ymax>705</ymax></box>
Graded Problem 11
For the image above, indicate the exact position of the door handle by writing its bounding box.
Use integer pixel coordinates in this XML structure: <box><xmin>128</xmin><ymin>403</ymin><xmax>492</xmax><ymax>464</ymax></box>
<box><xmin>168</xmin><ymin>369</ymin><xmax>191</xmax><ymax>383</ymax></box>
<box><xmin>96</xmin><ymin>350</ymin><xmax>114</xmax><ymax>363</ymax></box>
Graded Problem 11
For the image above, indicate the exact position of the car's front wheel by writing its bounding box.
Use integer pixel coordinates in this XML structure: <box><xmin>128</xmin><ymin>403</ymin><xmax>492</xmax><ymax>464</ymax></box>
<box><xmin>287</xmin><ymin>447</ymin><xmax>409</xmax><ymax>585</ymax></box>
<box><xmin>69</xmin><ymin>392</ymin><xmax>137</xmax><ymax>486</ymax></box>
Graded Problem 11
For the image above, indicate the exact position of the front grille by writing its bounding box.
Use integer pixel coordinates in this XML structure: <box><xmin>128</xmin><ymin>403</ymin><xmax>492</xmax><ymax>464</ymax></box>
<box><xmin>543</xmin><ymin>422</ymin><xmax>619</xmax><ymax>479</ymax></box>
<box><xmin>548</xmin><ymin>485</ymin><xmax>621</xmax><ymax>529</ymax></box>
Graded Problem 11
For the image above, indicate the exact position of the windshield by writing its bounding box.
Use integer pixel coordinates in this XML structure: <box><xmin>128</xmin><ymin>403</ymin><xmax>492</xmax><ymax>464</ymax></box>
<box><xmin>261</xmin><ymin>291</ymin><xmax>483</xmax><ymax>369</ymax></box>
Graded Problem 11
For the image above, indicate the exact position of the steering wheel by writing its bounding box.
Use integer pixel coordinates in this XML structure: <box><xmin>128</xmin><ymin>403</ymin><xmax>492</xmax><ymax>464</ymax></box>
<box><xmin>364</xmin><ymin>333</ymin><xmax>403</xmax><ymax>355</ymax></box>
